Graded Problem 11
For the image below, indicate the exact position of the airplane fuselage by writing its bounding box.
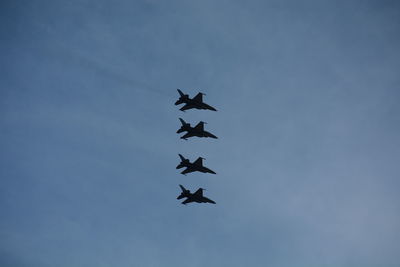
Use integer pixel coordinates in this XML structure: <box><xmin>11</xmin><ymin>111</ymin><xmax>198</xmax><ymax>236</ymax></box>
<box><xmin>179</xmin><ymin>99</ymin><xmax>217</xmax><ymax>111</ymax></box>
<box><xmin>184</xmin><ymin>195</ymin><xmax>216</xmax><ymax>204</ymax></box>
<box><xmin>181</xmin><ymin>129</ymin><xmax>218</xmax><ymax>139</ymax></box>
<box><xmin>177</xmin><ymin>125</ymin><xmax>191</xmax><ymax>134</ymax></box>
<box><xmin>187</xmin><ymin>99</ymin><xmax>212</xmax><ymax>109</ymax></box>
<box><xmin>179</xmin><ymin>163</ymin><xmax>216</xmax><ymax>174</ymax></box>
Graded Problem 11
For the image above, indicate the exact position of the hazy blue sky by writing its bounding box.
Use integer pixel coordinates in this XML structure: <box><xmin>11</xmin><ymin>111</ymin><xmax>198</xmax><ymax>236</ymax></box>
<box><xmin>1</xmin><ymin>1</ymin><xmax>400</xmax><ymax>266</ymax></box>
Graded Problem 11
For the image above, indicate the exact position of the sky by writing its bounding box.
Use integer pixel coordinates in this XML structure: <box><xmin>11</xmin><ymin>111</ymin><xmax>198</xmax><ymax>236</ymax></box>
<box><xmin>1</xmin><ymin>0</ymin><xmax>400</xmax><ymax>266</ymax></box>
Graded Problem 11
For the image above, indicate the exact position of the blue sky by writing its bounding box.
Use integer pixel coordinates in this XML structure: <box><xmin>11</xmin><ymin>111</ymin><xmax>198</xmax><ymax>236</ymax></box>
<box><xmin>1</xmin><ymin>1</ymin><xmax>400</xmax><ymax>266</ymax></box>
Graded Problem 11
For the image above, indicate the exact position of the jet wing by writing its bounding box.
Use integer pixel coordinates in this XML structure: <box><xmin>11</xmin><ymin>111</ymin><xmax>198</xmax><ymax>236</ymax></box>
<box><xmin>203</xmin><ymin>103</ymin><xmax>217</xmax><ymax>111</ymax></box>
<box><xmin>193</xmin><ymin>188</ymin><xmax>204</xmax><ymax>197</ymax></box>
<box><xmin>202</xmin><ymin>197</ymin><xmax>216</xmax><ymax>204</ymax></box>
<box><xmin>193</xmin><ymin>157</ymin><xmax>203</xmax><ymax>167</ymax></box>
<box><xmin>193</xmin><ymin>93</ymin><xmax>203</xmax><ymax>103</ymax></box>
<box><xmin>194</xmin><ymin>121</ymin><xmax>204</xmax><ymax>131</ymax></box>
<box><xmin>181</xmin><ymin>167</ymin><xmax>196</xmax><ymax>175</ymax></box>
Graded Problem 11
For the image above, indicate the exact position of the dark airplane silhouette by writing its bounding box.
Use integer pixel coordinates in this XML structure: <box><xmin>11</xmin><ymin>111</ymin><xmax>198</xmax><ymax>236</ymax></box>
<box><xmin>175</xmin><ymin>89</ymin><xmax>217</xmax><ymax>112</ymax></box>
<box><xmin>177</xmin><ymin>185</ymin><xmax>216</xmax><ymax>205</ymax></box>
<box><xmin>176</xmin><ymin>118</ymin><xmax>218</xmax><ymax>140</ymax></box>
<box><xmin>176</xmin><ymin>154</ymin><xmax>216</xmax><ymax>175</ymax></box>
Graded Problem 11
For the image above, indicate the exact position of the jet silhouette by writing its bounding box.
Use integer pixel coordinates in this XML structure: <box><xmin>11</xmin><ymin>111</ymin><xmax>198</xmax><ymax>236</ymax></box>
<box><xmin>176</xmin><ymin>154</ymin><xmax>216</xmax><ymax>175</ymax></box>
<box><xmin>177</xmin><ymin>185</ymin><xmax>216</xmax><ymax>205</ymax></box>
<box><xmin>175</xmin><ymin>89</ymin><xmax>217</xmax><ymax>112</ymax></box>
<box><xmin>177</xmin><ymin>118</ymin><xmax>218</xmax><ymax>140</ymax></box>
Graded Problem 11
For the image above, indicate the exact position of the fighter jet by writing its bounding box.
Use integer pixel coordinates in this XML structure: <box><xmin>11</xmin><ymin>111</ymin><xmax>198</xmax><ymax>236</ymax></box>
<box><xmin>176</xmin><ymin>184</ymin><xmax>191</xmax><ymax>200</ymax></box>
<box><xmin>176</xmin><ymin>154</ymin><xmax>216</xmax><ymax>175</ymax></box>
<box><xmin>177</xmin><ymin>118</ymin><xmax>218</xmax><ymax>140</ymax></box>
<box><xmin>177</xmin><ymin>184</ymin><xmax>216</xmax><ymax>205</ymax></box>
<box><xmin>175</xmin><ymin>89</ymin><xmax>217</xmax><ymax>112</ymax></box>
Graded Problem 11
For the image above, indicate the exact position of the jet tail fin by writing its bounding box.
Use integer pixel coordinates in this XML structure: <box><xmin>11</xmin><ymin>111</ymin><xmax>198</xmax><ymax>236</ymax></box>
<box><xmin>179</xmin><ymin>184</ymin><xmax>187</xmax><ymax>192</ymax></box>
<box><xmin>178</xmin><ymin>154</ymin><xmax>186</xmax><ymax>162</ymax></box>
<box><xmin>179</xmin><ymin>118</ymin><xmax>187</xmax><ymax>126</ymax></box>
<box><xmin>177</xmin><ymin>89</ymin><xmax>184</xmax><ymax>97</ymax></box>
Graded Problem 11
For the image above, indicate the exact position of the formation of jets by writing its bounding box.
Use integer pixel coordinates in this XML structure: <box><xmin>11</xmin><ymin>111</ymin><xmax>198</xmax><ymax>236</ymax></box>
<box><xmin>174</xmin><ymin>89</ymin><xmax>218</xmax><ymax>205</ymax></box>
